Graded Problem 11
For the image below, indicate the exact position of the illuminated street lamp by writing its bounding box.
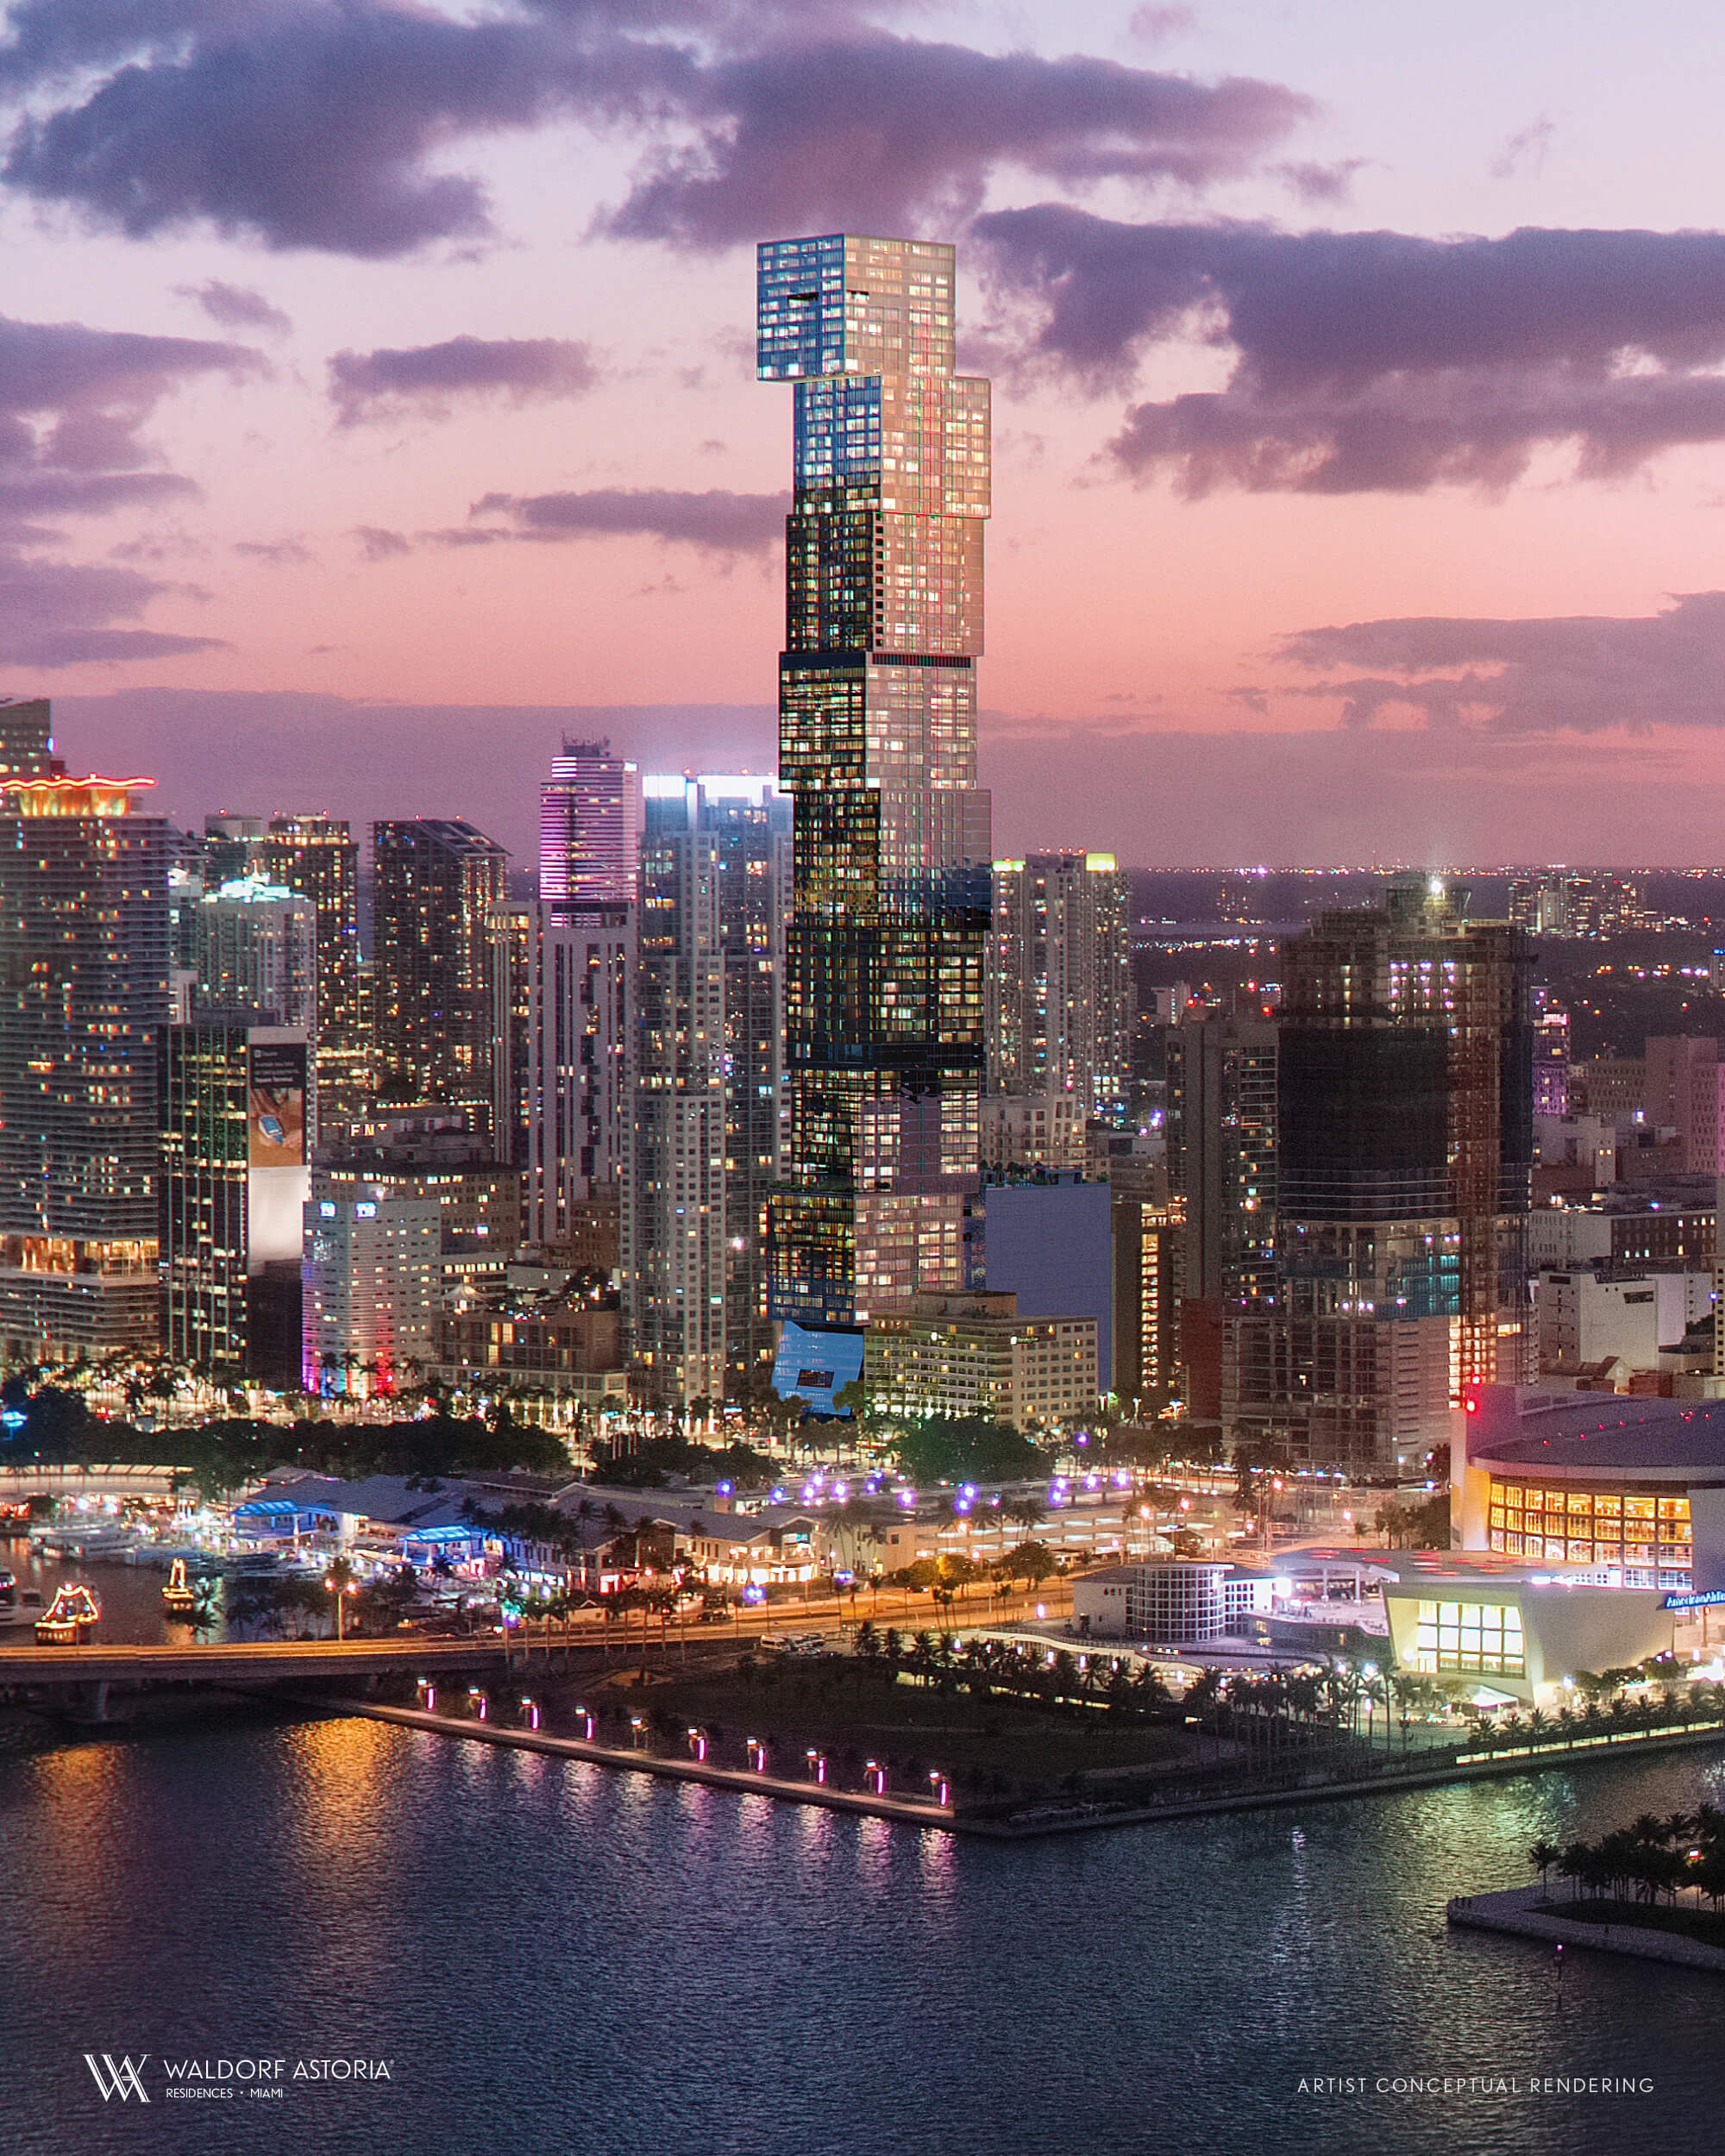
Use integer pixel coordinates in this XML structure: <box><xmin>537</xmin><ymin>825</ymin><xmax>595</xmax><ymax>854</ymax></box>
<box><xmin>324</xmin><ymin>1566</ymin><xmax>354</xmax><ymax>1642</ymax></box>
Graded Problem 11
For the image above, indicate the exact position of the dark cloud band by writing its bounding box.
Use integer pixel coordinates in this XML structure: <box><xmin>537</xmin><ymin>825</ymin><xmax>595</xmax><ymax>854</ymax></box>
<box><xmin>1276</xmin><ymin>591</ymin><xmax>1725</xmax><ymax>731</ymax></box>
<box><xmin>329</xmin><ymin>336</ymin><xmax>601</xmax><ymax>425</ymax></box>
<box><xmin>976</xmin><ymin>205</ymin><xmax>1725</xmax><ymax>492</ymax></box>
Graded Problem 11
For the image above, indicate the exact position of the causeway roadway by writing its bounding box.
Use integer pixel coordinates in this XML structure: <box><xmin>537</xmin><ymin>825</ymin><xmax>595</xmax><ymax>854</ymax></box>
<box><xmin>0</xmin><ymin>1637</ymin><xmax>511</xmax><ymax>1685</ymax></box>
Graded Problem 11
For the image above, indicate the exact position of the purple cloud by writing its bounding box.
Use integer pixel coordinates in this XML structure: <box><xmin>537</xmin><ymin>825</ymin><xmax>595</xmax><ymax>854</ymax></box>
<box><xmin>0</xmin><ymin>6</ymin><xmax>1306</xmax><ymax>258</ymax></box>
<box><xmin>0</xmin><ymin>550</ymin><xmax>223</xmax><ymax>667</ymax></box>
<box><xmin>0</xmin><ymin>315</ymin><xmax>260</xmax><ymax>540</ymax></box>
<box><xmin>1275</xmin><ymin>590</ymin><xmax>1725</xmax><ymax>731</ymax></box>
<box><xmin>351</xmin><ymin>525</ymin><xmax>412</xmax><ymax>562</ymax></box>
<box><xmin>0</xmin><ymin>313</ymin><xmax>261</xmax><ymax>424</ymax></box>
<box><xmin>1</xmin><ymin>5</ymin><xmax>686</xmax><ymax>257</ymax></box>
<box><xmin>0</xmin><ymin>311</ymin><xmax>260</xmax><ymax>663</ymax></box>
<box><xmin>1491</xmin><ymin>115</ymin><xmax>1554</xmax><ymax>182</ymax></box>
<box><xmin>233</xmin><ymin>536</ymin><xmax>314</xmax><ymax>566</ymax></box>
<box><xmin>976</xmin><ymin>206</ymin><xmax>1725</xmax><ymax>492</ymax></box>
<box><xmin>470</xmin><ymin>487</ymin><xmax>788</xmax><ymax>552</ymax></box>
<box><xmin>177</xmin><ymin>278</ymin><xmax>292</xmax><ymax>334</ymax></box>
<box><xmin>329</xmin><ymin>335</ymin><xmax>601</xmax><ymax>425</ymax></box>
<box><xmin>1128</xmin><ymin>6</ymin><xmax>1198</xmax><ymax>41</ymax></box>
<box><xmin>1274</xmin><ymin>158</ymin><xmax>1367</xmax><ymax>205</ymax></box>
<box><xmin>605</xmin><ymin>35</ymin><xmax>1311</xmax><ymax>248</ymax></box>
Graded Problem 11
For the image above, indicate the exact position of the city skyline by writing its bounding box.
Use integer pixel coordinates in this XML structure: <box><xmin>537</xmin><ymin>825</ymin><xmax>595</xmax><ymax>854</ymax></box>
<box><xmin>12</xmin><ymin>3</ymin><xmax>1725</xmax><ymax>863</ymax></box>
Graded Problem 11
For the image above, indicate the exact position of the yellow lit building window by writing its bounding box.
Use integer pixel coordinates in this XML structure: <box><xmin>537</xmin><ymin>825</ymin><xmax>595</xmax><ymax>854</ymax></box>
<box><xmin>1414</xmin><ymin>1599</ymin><xmax>1525</xmax><ymax>1678</ymax></box>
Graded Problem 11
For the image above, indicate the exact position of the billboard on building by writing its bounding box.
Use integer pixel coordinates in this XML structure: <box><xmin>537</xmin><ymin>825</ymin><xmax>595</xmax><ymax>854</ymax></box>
<box><xmin>770</xmin><ymin>1321</ymin><xmax>866</xmax><ymax>1417</ymax></box>
<box><xmin>248</xmin><ymin>1039</ymin><xmax>307</xmax><ymax>1167</ymax></box>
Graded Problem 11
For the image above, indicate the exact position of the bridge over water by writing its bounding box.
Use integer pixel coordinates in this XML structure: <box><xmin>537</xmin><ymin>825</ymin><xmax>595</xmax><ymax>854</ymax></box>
<box><xmin>0</xmin><ymin>1635</ymin><xmax>512</xmax><ymax>1721</ymax></box>
<box><xmin>0</xmin><ymin>1461</ymin><xmax>187</xmax><ymax>1503</ymax></box>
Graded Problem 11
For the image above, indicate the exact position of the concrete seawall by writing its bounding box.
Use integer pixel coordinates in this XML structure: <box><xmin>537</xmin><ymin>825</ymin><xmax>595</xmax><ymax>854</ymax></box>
<box><xmin>1447</xmin><ymin>1883</ymin><xmax>1725</xmax><ymax>1974</ymax></box>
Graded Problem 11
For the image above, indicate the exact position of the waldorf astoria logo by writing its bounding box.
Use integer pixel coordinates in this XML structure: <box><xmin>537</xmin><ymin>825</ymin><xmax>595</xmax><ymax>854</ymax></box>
<box><xmin>85</xmin><ymin>2055</ymin><xmax>150</xmax><ymax>2103</ymax></box>
<box><xmin>79</xmin><ymin>2051</ymin><xmax>396</xmax><ymax>2103</ymax></box>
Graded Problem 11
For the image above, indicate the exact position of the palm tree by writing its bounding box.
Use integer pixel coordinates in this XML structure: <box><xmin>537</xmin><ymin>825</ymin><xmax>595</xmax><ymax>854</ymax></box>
<box><xmin>1528</xmin><ymin>1838</ymin><xmax>1560</xmax><ymax>1897</ymax></box>
<box><xmin>324</xmin><ymin>1554</ymin><xmax>356</xmax><ymax>1639</ymax></box>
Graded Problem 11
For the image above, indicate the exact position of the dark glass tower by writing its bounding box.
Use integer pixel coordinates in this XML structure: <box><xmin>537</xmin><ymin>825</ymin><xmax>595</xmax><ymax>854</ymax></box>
<box><xmin>758</xmin><ymin>235</ymin><xmax>991</xmax><ymax>1354</ymax></box>
<box><xmin>372</xmin><ymin>819</ymin><xmax>509</xmax><ymax>1145</ymax></box>
<box><xmin>1244</xmin><ymin>880</ymin><xmax>1532</xmax><ymax>1476</ymax></box>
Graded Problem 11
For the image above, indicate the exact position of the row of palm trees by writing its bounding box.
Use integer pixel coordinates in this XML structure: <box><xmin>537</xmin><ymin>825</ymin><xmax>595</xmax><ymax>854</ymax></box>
<box><xmin>1530</xmin><ymin>1804</ymin><xmax>1725</xmax><ymax>1911</ymax></box>
<box><xmin>848</xmin><ymin>1625</ymin><xmax>1176</xmax><ymax>1721</ymax></box>
<box><xmin>1470</xmin><ymin>1681</ymin><xmax>1725</xmax><ymax>1755</ymax></box>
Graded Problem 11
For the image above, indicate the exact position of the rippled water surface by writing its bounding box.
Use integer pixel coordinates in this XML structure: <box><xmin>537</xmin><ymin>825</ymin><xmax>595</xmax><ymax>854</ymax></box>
<box><xmin>1</xmin><ymin>1709</ymin><xmax>1720</xmax><ymax>2156</ymax></box>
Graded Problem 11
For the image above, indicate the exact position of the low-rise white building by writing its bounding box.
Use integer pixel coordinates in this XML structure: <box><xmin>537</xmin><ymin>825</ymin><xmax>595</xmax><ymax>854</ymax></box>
<box><xmin>1072</xmin><ymin>1561</ymin><xmax>1270</xmax><ymax>1644</ymax></box>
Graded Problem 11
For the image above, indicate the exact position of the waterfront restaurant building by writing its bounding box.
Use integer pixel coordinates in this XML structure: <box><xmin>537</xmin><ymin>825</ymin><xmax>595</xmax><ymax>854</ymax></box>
<box><xmin>1455</xmin><ymin>1382</ymin><xmax>1725</xmax><ymax>1595</ymax></box>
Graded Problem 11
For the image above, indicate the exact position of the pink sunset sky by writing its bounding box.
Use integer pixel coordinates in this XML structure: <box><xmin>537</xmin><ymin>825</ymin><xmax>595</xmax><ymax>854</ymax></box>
<box><xmin>8</xmin><ymin>0</ymin><xmax>1725</xmax><ymax>864</ymax></box>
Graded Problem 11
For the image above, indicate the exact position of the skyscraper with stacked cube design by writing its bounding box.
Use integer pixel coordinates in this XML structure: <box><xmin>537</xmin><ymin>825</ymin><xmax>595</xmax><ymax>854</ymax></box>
<box><xmin>758</xmin><ymin>235</ymin><xmax>991</xmax><ymax>1384</ymax></box>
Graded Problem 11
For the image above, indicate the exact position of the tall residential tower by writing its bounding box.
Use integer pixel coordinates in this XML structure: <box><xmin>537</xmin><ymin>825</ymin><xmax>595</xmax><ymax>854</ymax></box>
<box><xmin>0</xmin><ymin>700</ymin><xmax>168</xmax><ymax>1358</ymax></box>
<box><xmin>1246</xmin><ymin>880</ymin><xmax>1532</xmax><ymax>1476</ymax></box>
<box><xmin>757</xmin><ymin>234</ymin><xmax>991</xmax><ymax>1382</ymax></box>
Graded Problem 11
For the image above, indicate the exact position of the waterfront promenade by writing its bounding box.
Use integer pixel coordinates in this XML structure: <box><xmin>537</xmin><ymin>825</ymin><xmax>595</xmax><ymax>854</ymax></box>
<box><xmin>1448</xmin><ymin>1881</ymin><xmax>1725</xmax><ymax>1973</ymax></box>
<box><xmin>331</xmin><ymin>1692</ymin><xmax>1725</xmax><ymax>1839</ymax></box>
<box><xmin>330</xmin><ymin>1697</ymin><xmax>964</xmax><ymax>1832</ymax></box>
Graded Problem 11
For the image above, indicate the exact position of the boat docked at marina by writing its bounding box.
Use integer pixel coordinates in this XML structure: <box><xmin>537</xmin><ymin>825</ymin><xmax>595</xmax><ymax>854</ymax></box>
<box><xmin>0</xmin><ymin>1573</ymin><xmax>46</xmax><ymax>1627</ymax></box>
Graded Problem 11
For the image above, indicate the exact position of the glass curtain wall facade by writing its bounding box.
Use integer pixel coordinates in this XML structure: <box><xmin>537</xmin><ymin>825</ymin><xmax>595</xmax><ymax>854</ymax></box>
<box><xmin>704</xmin><ymin>780</ymin><xmax>792</xmax><ymax>1390</ymax></box>
<box><xmin>759</xmin><ymin>234</ymin><xmax>991</xmax><ymax>1350</ymax></box>
<box><xmin>1251</xmin><ymin>881</ymin><xmax>1531</xmax><ymax>1476</ymax></box>
<box><xmin>541</xmin><ymin>740</ymin><xmax>640</xmax><ymax>917</ymax></box>
<box><xmin>988</xmin><ymin>852</ymin><xmax>1134</xmax><ymax>1118</ymax></box>
<box><xmin>372</xmin><ymin>820</ymin><xmax>509</xmax><ymax>1147</ymax></box>
<box><xmin>193</xmin><ymin>878</ymin><xmax>318</xmax><ymax>1037</ymax></box>
<box><xmin>262</xmin><ymin>815</ymin><xmax>363</xmax><ymax>1082</ymax></box>
<box><xmin>526</xmin><ymin>906</ymin><xmax>631</xmax><ymax>1246</ymax></box>
<box><xmin>0</xmin><ymin>704</ymin><xmax>168</xmax><ymax>1358</ymax></box>
<box><xmin>624</xmin><ymin>782</ymin><xmax>728</xmax><ymax>1408</ymax></box>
